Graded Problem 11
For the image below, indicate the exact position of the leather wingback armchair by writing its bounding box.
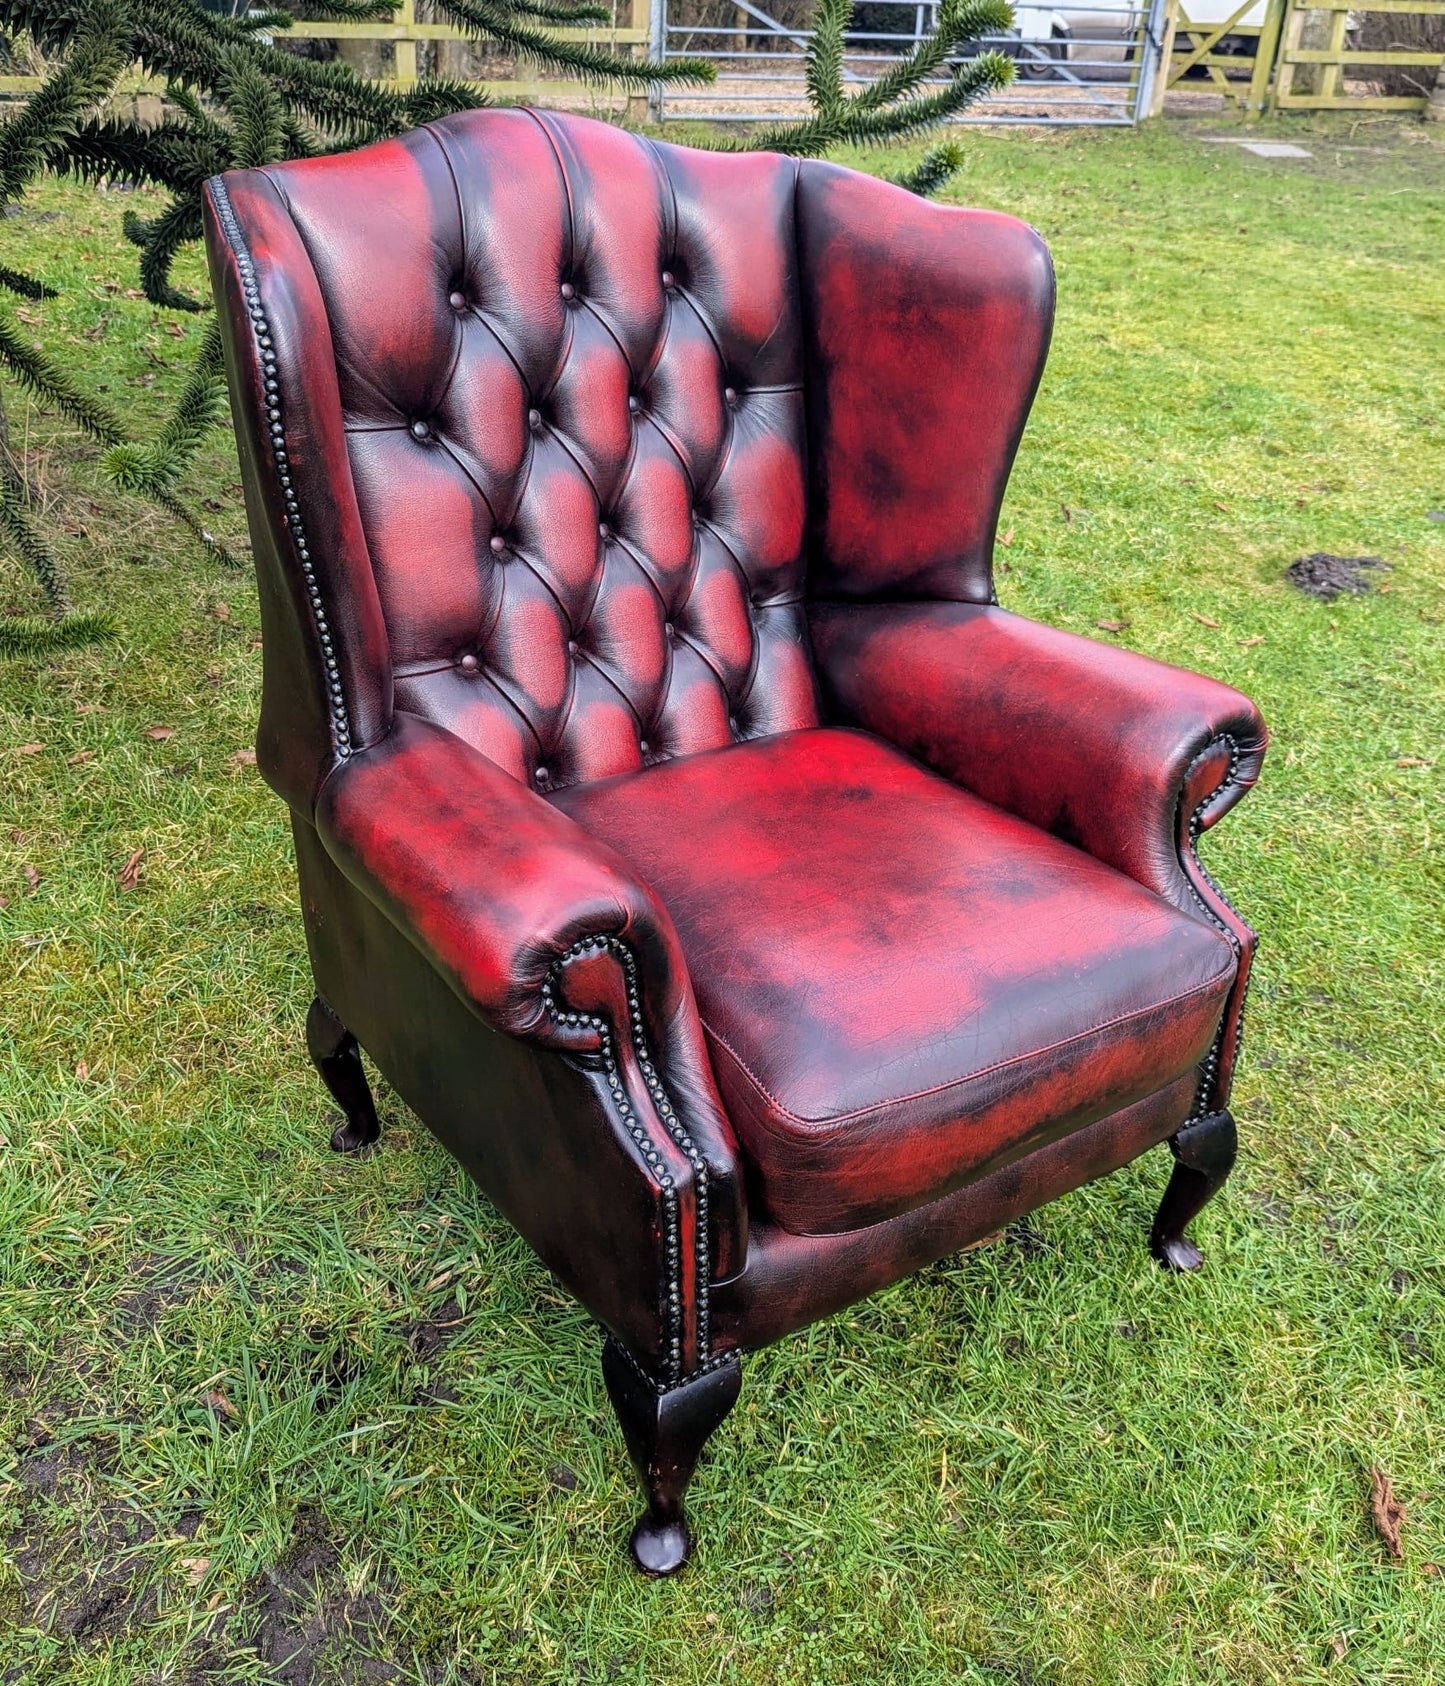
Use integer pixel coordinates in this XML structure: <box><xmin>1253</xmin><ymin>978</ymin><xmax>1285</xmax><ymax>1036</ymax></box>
<box><xmin>204</xmin><ymin>109</ymin><xmax>1266</xmax><ymax>1576</ymax></box>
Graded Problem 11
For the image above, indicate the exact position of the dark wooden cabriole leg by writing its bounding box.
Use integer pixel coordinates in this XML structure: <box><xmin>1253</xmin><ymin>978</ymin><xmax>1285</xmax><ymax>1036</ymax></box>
<box><xmin>305</xmin><ymin>995</ymin><xmax>381</xmax><ymax>1153</ymax></box>
<box><xmin>601</xmin><ymin>1338</ymin><xmax>742</xmax><ymax>1577</ymax></box>
<box><xmin>1150</xmin><ymin>1108</ymin><xmax>1237</xmax><ymax>1272</ymax></box>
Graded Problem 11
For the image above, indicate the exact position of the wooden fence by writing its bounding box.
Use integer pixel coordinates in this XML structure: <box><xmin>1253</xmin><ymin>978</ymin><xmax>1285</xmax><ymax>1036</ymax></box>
<box><xmin>1156</xmin><ymin>0</ymin><xmax>1445</xmax><ymax>113</ymax></box>
<box><xmin>1273</xmin><ymin>0</ymin><xmax>1445</xmax><ymax>111</ymax></box>
<box><xmin>0</xmin><ymin>0</ymin><xmax>653</xmax><ymax>109</ymax></box>
<box><xmin>286</xmin><ymin>0</ymin><xmax>649</xmax><ymax>104</ymax></box>
<box><xmin>1158</xmin><ymin>0</ymin><xmax>1273</xmax><ymax>112</ymax></box>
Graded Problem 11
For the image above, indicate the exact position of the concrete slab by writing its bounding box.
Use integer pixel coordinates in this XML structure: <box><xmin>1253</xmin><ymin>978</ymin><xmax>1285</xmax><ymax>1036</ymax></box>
<box><xmin>1239</xmin><ymin>142</ymin><xmax>1313</xmax><ymax>158</ymax></box>
<box><xmin>1197</xmin><ymin>139</ymin><xmax>1314</xmax><ymax>158</ymax></box>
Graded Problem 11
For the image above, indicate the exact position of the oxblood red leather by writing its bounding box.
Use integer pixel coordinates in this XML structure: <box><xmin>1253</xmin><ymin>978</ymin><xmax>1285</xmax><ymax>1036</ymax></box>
<box><xmin>797</xmin><ymin>164</ymin><xmax>1054</xmax><ymax>604</ymax></box>
<box><xmin>315</xmin><ymin>707</ymin><xmax>745</xmax><ymax>1269</ymax></box>
<box><xmin>809</xmin><ymin>601</ymin><xmax>1267</xmax><ymax>1112</ymax></box>
<box><xmin>205</xmin><ymin>105</ymin><xmax>1267</xmax><ymax>1569</ymax></box>
<box><xmin>222</xmin><ymin>109</ymin><xmax>818</xmax><ymax>802</ymax></box>
<box><xmin>554</xmin><ymin>728</ymin><xmax>1235</xmax><ymax>1234</ymax></box>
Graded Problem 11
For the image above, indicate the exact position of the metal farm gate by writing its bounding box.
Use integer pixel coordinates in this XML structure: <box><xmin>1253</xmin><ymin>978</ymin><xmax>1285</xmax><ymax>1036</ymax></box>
<box><xmin>647</xmin><ymin>0</ymin><xmax>1171</xmax><ymax>125</ymax></box>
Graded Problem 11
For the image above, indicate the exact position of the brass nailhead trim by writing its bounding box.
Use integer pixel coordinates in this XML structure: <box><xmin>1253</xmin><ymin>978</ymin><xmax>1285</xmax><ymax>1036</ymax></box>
<box><xmin>541</xmin><ymin>933</ymin><xmax>712</xmax><ymax>1387</ymax></box>
<box><xmin>209</xmin><ymin>175</ymin><xmax>352</xmax><ymax>758</ymax></box>
<box><xmin>1181</xmin><ymin>733</ymin><xmax>1247</xmax><ymax>1121</ymax></box>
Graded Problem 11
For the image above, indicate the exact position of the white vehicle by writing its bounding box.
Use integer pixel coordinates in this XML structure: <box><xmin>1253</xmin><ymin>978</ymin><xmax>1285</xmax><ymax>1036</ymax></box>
<box><xmin>1013</xmin><ymin>0</ymin><xmax>1268</xmax><ymax>77</ymax></box>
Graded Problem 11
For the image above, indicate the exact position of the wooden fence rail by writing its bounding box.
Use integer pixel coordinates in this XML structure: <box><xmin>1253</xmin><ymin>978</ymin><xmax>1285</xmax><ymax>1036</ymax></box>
<box><xmin>1153</xmin><ymin>0</ymin><xmax>1443</xmax><ymax>114</ymax></box>
<box><xmin>1</xmin><ymin>0</ymin><xmax>652</xmax><ymax>109</ymax></box>
<box><xmin>1273</xmin><ymin>0</ymin><xmax>1445</xmax><ymax>111</ymax></box>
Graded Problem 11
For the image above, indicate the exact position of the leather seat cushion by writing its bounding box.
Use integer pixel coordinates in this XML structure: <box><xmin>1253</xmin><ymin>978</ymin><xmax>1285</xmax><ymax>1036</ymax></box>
<box><xmin>551</xmin><ymin>728</ymin><xmax>1236</xmax><ymax>1235</ymax></box>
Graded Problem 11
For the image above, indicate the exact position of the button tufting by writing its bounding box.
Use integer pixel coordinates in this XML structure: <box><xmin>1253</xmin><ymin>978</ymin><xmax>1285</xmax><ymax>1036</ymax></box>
<box><xmin>267</xmin><ymin>132</ymin><xmax>820</xmax><ymax>826</ymax></box>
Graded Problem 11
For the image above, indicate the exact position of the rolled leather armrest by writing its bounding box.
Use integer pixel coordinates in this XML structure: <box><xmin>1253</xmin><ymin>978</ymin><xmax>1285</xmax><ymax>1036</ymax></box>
<box><xmin>810</xmin><ymin>601</ymin><xmax>1268</xmax><ymax>1114</ymax></box>
<box><xmin>809</xmin><ymin>600</ymin><xmax>1267</xmax><ymax>909</ymax></box>
<box><xmin>314</xmin><ymin>710</ymin><xmax>745</xmax><ymax>1274</ymax></box>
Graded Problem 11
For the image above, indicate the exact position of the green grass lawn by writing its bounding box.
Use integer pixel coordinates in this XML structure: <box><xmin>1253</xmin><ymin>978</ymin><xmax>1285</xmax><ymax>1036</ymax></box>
<box><xmin>1</xmin><ymin>109</ymin><xmax>1443</xmax><ymax>1685</ymax></box>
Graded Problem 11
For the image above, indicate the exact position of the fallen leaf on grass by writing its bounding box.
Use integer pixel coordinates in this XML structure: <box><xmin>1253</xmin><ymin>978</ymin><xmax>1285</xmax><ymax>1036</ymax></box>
<box><xmin>1095</xmin><ymin>620</ymin><xmax>1129</xmax><ymax>634</ymax></box>
<box><xmin>229</xmin><ymin>748</ymin><xmax>257</xmax><ymax>767</ymax></box>
<box><xmin>211</xmin><ymin>602</ymin><xmax>230</xmax><ymax>622</ymax></box>
<box><xmin>67</xmin><ymin>749</ymin><xmax>95</xmax><ymax>765</ymax></box>
<box><xmin>1061</xmin><ymin>505</ymin><xmax>1074</xmax><ymax>524</ymax></box>
<box><xmin>0</xmin><ymin>894</ymin><xmax>8</xmax><ymax>911</ymax></box>
<box><xmin>143</xmin><ymin>725</ymin><xmax>176</xmax><ymax>741</ymax></box>
<box><xmin>75</xmin><ymin>1061</ymin><xmax>89</xmax><ymax>1081</ymax></box>
<box><xmin>23</xmin><ymin>865</ymin><xmax>41</xmax><ymax>894</ymax></box>
<box><xmin>180</xmin><ymin>1557</ymin><xmax>210</xmax><ymax>1586</ymax></box>
<box><xmin>1396</xmin><ymin>757</ymin><xmax>1430</xmax><ymax>769</ymax></box>
<box><xmin>1369</xmin><ymin>1466</ymin><xmax>1405</xmax><ymax>1559</ymax></box>
<box><xmin>16</xmin><ymin>742</ymin><xmax>44</xmax><ymax>756</ymax></box>
<box><xmin>998</xmin><ymin>526</ymin><xmax>1015</xmax><ymax>547</ymax></box>
<box><xmin>1212</xmin><ymin>500</ymin><xmax>1230</xmax><ymax>513</ymax></box>
<box><xmin>1330</xmin><ymin>1636</ymin><xmax>1347</xmax><ymax>1661</ymax></box>
<box><xmin>1239</xmin><ymin>635</ymin><xmax>1266</xmax><ymax>648</ymax></box>
<box><xmin>201</xmin><ymin>1388</ymin><xmax>239</xmax><ymax>1421</ymax></box>
<box><xmin>960</xmin><ymin>1230</ymin><xmax>1003</xmax><ymax>1253</ymax></box>
<box><xmin>1191</xmin><ymin>612</ymin><xmax>1221</xmax><ymax>628</ymax></box>
<box><xmin>117</xmin><ymin>847</ymin><xmax>145</xmax><ymax>891</ymax></box>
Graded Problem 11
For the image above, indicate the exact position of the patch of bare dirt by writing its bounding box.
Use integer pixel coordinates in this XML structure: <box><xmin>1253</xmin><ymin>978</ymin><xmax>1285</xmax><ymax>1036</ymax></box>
<box><xmin>1285</xmin><ymin>552</ymin><xmax>1389</xmax><ymax>600</ymax></box>
<box><xmin>5</xmin><ymin>1435</ymin><xmax>157</xmax><ymax>1644</ymax></box>
<box><xmin>246</xmin><ymin>1509</ymin><xmax>401</xmax><ymax>1684</ymax></box>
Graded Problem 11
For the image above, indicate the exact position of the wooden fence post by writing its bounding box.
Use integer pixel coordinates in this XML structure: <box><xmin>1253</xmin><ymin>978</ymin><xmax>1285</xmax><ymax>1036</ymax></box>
<box><xmin>1271</xmin><ymin>0</ymin><xmax>1304</xmax><ymax>106</ymax></box>
<box><xmin>1248</xmin><ymin>0</ymin><xmax>1288</xmax><ymax>112</ymax></box>
<box><xmin>393</xmin><ymin>0</ymin><xmax>419</xmax><ymax>87</ymax></box>
<box><xmin>1147</xmin><ymin>0</ymin><xmax>1181</xmax><ymax>117</ymax></box>
<box><xmin>1430</xmin><ymin>52</ymin><xmax>1445</xmax><ymax>118</ymax></box>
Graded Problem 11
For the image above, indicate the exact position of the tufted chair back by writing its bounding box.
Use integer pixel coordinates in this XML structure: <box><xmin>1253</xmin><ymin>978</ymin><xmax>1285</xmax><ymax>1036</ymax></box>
<box><xmin>205</xmin><ymin>108</ymin><xmax>1053</xmax><ymax>810</ymax></box>
<box><xmin>211</xmin><ymin>110</ymin><xmax>822</xmax><ymax>799</ymax></box>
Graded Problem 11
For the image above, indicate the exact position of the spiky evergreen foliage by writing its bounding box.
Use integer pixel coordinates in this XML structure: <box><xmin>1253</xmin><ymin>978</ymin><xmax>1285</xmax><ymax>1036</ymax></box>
<box><xmin>0</xmin><ymin>0</ymin><xmax>1013</xmax><ymax>648</ymax></box>
<box><xmin>893</xmin><ymin>137</ymin><xmax>967</xmax><ymax>197</ymax></box>
<box><xmin>0</xmin><ymin>607</ymin><xmax>115</xmax><ymax>652</ymax></box>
